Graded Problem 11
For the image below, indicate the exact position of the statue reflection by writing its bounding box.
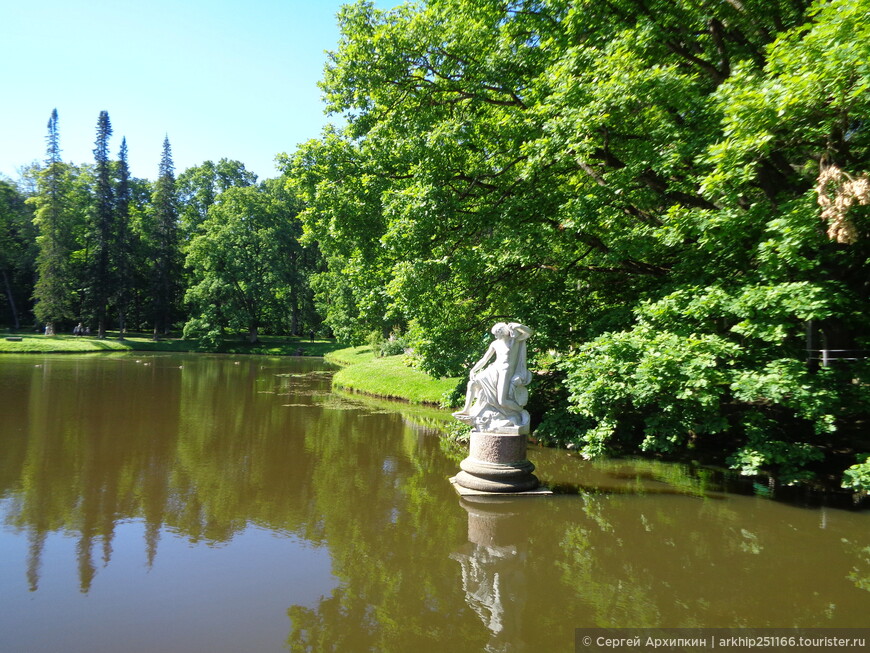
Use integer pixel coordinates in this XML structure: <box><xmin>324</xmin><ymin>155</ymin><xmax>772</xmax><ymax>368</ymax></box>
<box><xmin>451</xmin><ymin>497</ymin><xmax>530</xmax><ymax>653</ymax></box>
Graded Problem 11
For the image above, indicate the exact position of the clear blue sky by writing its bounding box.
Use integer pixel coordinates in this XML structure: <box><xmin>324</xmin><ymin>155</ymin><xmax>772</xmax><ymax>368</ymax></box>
<box><xmin>0</xmin><ymin>0</ymin><xmax>401</xmax><ymax>182</ymax></box>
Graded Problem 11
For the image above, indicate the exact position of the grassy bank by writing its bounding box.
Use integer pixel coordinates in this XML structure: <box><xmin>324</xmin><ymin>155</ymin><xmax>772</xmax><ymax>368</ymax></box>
<box><xmin>326</xmin><ymin>346</ymin><xmax>462</xmax><ymax>406</ymax></box>
<box><xmin>0</xmin><ymin>333</ymin><xmax>345</xmax><ymax>357</ymax></box>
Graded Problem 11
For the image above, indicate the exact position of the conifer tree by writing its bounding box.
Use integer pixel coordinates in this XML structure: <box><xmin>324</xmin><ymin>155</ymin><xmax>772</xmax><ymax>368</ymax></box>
<box><xmin>31</xmin><ymin>109</ymin><xmax>74</xmax><ymax>335</ymax></box>
<box><xmin>114</xmin><ymin>137</ymin><xmax>132</xmax><ymax>337</ymax></box>
<box><xmin>150</xmin><ymin>135</ymin><xmax>180</xmax><ymax>336</ymax></box>
<box><xmin>90</xmin><ymin>110</ymin><xmax>114</xmax><ymax>338</ymax></box>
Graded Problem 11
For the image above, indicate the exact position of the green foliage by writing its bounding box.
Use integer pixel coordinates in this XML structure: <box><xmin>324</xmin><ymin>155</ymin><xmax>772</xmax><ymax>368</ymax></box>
<box><xmin>89</xmin><ymin>111</ymin><xmax>116</xmax><ymax>337</ymax></box>
<box><xmin>30</xmin><ymin>111</ymin><xmax>78</xmax><ymax>331</ymax></box>
<box><xmin>842</xmin><ymin>455</ymin><xmax>870</xmax><ymax>492</ymax></box>
<box><xmin>560</xmin><ymin>282</ymin><xmax>862</xmax><ymax>478</ymax></box>
<box><xmin>379</xmin><ymin>336</ymin><xmax>406</xmax><ymax>357</ymax></box>
<box><xmin>185</xmin><ymin>184</ymin><xmax>290</xmax><ymax>343</ymax></box>
<box><xmin>288</xmin><ymin>0</ymin><xmax>870</xmax><ymax>486</ymax></box>
<box><xmin>366</xmin><ymin>329</ymin><xmax>409</xmax><ymax>357</ymax></box>
<box><xmin>149</xmin><ymin>136</ymin><xmax>181</xmax><ymax>335</ymax></box>
<box><xmin>726</xmin><ymin>412</ymin><xmax>824</xmax><ymax>484</ymax></box>
<box><xmin>281</xmin><ymin>128</ymin><xmax>400</xmax><ymax>346</ymax></box>
<box><xmin>176</xmin><ymin>158</ymin><xmax>257</xmax><ymax>243</ymax></box>
<box><xmin>0</xmin><ymin>179</ymin><xmax>36</xmax><ymax>328</ymax></box>
<box><xmin>183</xmin><ymin>180</ymin><xmax>319</xmax><ymax>347</ymax></box>
<box><xmin>526</xmin><ymin>368</ymin><xmax>590</xmax><ymax>448</ymax></box>
<box><xmin>7</xmin><ymin>114</ymin><xmax>324</xmax><ymax>344</ymax></box>
<box><xmin>181</xmin><ymin>315</ymin><xmax>223</xmax><ymax>351</ymax></box>
<box><xmin>562</xmin><ymin>326</ymin><xmax>736</xmax><ymax>457</ymax></box>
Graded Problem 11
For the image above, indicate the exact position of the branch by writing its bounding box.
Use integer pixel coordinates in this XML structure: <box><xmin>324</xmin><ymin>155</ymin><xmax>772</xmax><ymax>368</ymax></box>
<box><xmin>708</xmin><ymin>18</ymin><xmax>731</xmax><ymax>80</ymax></box>
<box><xmin>665</xmin><ymin>40</ymin><xmax>726</xmax><ymax>85</ymax></box>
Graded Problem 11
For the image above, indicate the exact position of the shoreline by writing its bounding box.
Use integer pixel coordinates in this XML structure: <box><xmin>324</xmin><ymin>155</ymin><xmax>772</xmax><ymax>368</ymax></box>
<box><xmin>325</xmin><ymin>346</ymin><xmax>462</xmax><ymax>407</ymax></box>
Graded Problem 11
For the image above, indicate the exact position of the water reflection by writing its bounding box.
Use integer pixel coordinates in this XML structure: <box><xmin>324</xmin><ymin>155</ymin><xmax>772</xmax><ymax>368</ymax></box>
<box><xmin>1</xmin><ymin>354</ymin><xmax>333</xmax><ymax>594</ymax></box>
<box><xmin>0</xmin><ymin>354</ymin><xmax>867</xmax><ymax>653</ymax></box>
<box><xmin>452</xmin><ymin>498</ymin><xmax>531</xmax><ymax>653</ymax></box>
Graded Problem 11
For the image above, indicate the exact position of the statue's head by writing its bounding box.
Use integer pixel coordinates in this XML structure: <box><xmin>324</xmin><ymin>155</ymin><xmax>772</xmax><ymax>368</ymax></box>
<box><xmin>491</xmin><ymin>322</ymin><xmax>510</xmax><ymax>338</ymax></box>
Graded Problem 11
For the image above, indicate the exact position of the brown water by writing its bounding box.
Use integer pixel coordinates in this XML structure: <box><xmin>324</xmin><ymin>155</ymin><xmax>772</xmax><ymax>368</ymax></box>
<box><xmin>0</xmin><ymin>353</ymin><xmax>867</xmax><ymax>652</ymax></box>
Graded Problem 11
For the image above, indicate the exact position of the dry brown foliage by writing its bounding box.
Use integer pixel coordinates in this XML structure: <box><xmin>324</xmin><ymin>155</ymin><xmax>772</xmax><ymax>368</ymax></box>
<box><xmin>816</xmin><ymin>164</ymin><xmax>870</xmax><ymax>244</ymax></box>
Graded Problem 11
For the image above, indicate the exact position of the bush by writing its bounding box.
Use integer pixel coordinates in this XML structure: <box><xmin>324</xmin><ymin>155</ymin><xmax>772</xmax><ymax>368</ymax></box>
<box><xmin>182</xmin><ymin>318</ymin><xmax>222</xmax><ymax>351</ymax></box>
<box><xmin>558</xmin><ymin>283</ymin><xmax>868</xmax><ymax>483</ymax></box>
<box><xmin>842</xmin><ymin>455</ymin><xmax>870</xmax><ymax>492</ymax></box>
<box><xmin>367</xmin><ymin>329</ymin><xmax>409</xmax><ymax>357</ymax></box>
<box><xmin>379</xmin><ymin>336</ymin><xmax>407</xmax><ymax>357</ymax></box>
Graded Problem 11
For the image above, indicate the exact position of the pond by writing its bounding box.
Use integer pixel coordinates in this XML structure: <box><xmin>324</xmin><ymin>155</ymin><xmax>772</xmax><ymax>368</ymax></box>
<box><xmin>0</xmin><ymin>353</ymin><xmax>867</xmax><ymax>652</ymax></box>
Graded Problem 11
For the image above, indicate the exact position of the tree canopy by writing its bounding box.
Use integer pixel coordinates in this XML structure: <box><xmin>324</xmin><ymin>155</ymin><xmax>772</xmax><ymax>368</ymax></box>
<box><xmin>4</xmin><ymin>114</ymin><xmax>323</xmax><ymax>345</ymax></box>
<box><xmin>184</xmin><ymin>179</ymin><xmax>319</xmax><ymax>346</ymax></box>
<box><xmin>285</xmin><ymin>0</ymin><xmax>870</xmax><ymax>487</ymax></box>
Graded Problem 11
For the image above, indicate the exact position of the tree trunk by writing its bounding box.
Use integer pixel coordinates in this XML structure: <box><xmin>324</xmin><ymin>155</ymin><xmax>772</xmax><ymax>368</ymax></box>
<box><xmin>290</xmin><ymin>292</ymin><xmax>300</xmax><ymax>336</ymax></box>
<box><xmin>1</xmin><ymin>269</ymin><xmax>19</xmax><ymax>329</ymax></box>
<box><xmin>248</xmin><ymin>324</ymin><xmax>259</xmax><ymax>344</ymax></box>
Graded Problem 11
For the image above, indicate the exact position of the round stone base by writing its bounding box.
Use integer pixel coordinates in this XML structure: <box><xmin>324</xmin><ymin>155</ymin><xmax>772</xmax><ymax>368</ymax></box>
<box><xmin>453</xmin><ymin>430</ymin><xmax>540</xmax><ymax>493</ymax></box>
<box><xmin>455</xmin><ymin>458</ymin><xmax>540</xmax><ymax>493</ymax></box>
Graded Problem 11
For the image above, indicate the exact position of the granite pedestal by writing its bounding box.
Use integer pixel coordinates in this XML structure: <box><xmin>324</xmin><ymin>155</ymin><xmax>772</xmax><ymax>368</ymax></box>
<box><xmin>451</xmin><ymin>426</ymin><xmax>547</xmax><ymax>494</ymax></box>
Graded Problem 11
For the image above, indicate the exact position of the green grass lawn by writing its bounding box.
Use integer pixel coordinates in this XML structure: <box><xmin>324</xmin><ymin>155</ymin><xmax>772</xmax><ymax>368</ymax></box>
<box><xmin>0</xmin><ymin>333</ymin><xmax>346</xmax><ymax>357</ymax></box>
<box><xmin>0</xmin><ymin>334</ymin><xmax>134</xmax><ymax>353</ymax></box>
<box><xmin>326</xmin><ymin>346</ymin><xmax>462</xmax><ymax>406</ymax></box>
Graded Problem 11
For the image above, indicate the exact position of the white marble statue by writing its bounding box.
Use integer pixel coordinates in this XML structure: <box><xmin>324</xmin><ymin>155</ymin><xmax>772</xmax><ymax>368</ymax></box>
<box><xmin>452</xmin><ymin>322</ymin><xmax>533</xmax><ymax>432</ymax></box>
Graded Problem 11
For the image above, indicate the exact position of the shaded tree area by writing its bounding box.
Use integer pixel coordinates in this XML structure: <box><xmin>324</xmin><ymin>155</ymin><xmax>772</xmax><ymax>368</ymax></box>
<box><xmin>0</xmin><ymin>179</ymin><xmax>36</xmax><ymax>329</ymax></box>
<box><xmin>1</xmin><ymin>111</ymin><xmax>324</xmax><ymax>344</ymax></box>
<box><xmin>284</xmin><ymin>0</ymin><xmax>870</xmax><ymax>488</ymax></box>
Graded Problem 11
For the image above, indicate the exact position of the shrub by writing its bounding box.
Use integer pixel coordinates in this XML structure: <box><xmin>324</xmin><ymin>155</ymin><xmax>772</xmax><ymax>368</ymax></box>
<box><xmin>842</xmin><ymin>455</ymin><xmax>870</xmax><ymax>492</ymax></box>
<box><xmin>182</xmin><ymin>317</ymin><xmax>222</xmax><ymax>351</ymax></box>
<box><xmin>559</xmin><ymin>283</ymin><xmax>868</xmax><ymax>482</ymax></box>
<box><xmin>367</xmin><ymin>329</ymin><xmax>409</xmax><ymax>357</ymax></box>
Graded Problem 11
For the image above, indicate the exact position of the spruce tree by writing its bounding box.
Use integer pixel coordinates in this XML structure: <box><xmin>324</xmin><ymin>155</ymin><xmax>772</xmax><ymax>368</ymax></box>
<box><xmin>150</xmin><ymin>136</ymin><xmax>180</xmax><ymax>336</ymax></box>
<box><xmin>31</xmin><ymin>109</ymin><xmax>74</xmax><ymax>335</ymax></box>
<box><xmin>114</xmin><ymin>137</ymin><xmax>132</xmax><ymax>337</ymax></box>
<box><xmin>91</xmin><ymin>110</ymin><xmax>114</xmax><ymax>338</ymax></box>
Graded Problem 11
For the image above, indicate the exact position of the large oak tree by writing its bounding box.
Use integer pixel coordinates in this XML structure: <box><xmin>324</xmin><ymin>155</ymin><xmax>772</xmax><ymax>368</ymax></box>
<box><xmin>287</xmin><ymin>0</ymin><xmax>870</xmax><ymax>486</ymax></box>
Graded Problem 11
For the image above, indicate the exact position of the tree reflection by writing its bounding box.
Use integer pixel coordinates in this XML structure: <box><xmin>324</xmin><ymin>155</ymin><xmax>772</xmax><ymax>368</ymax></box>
<box><xmin>285</xmin><ymin>402</ymin><xmax>487</xmax><ymax>653</ymax></box>
<box><xmin>1</xmin><ymin>355</ymin><xmax>326</xmax><ymax>591</ymax></box>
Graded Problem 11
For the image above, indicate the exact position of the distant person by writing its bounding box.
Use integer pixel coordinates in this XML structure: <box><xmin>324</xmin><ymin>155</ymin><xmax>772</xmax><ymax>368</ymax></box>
<box><xmin>74</xmin><ymin>323</ymin><xmax>84</xmax><ymax>336</ymax></box>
